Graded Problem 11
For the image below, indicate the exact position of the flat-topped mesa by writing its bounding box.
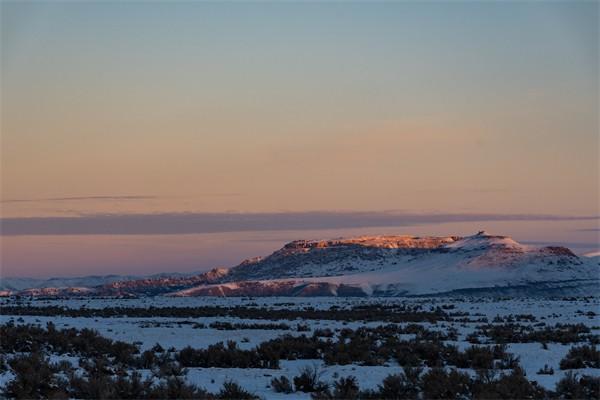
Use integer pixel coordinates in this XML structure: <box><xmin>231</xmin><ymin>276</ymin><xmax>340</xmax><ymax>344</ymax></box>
<box><xmin>233</xmin><ymin>233</ymin><xmax>536</xmax><ymax>276</ymax></box>
<box><xmin>171</xmin><ymin>231</ymin><xmax>597</xmax><ymax>297</ymax></box>
<box><xmin>4</xmin><ymin>231</ymin><xmax>597</xmax><ymax>298</ymax></box>
<box><xmin>281</xmin><ymin>235</ymin><xmax>461</xmax><ymax>252</ymax></box>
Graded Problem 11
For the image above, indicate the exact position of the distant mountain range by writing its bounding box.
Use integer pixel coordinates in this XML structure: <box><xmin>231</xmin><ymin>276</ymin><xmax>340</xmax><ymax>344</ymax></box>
<box><xmin>2</xmin><ymin>232</ymin><xmax>598</xmax><ymax>297</ymax></box>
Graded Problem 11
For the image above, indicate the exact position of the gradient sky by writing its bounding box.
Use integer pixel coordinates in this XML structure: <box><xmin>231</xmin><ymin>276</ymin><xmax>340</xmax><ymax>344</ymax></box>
<box><xmin>1</xmin><ymin>1</ymin><xmax>598</xmax><ymax>277</ymax></box>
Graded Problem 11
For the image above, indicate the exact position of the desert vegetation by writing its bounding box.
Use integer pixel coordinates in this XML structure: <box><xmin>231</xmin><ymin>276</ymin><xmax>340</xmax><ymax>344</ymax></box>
<box><xmin>1</xmin><ymin>296</ymin><xmax>598</xmax><ymax>399</ymax></box>
<box><xmin>0</xmin><ymin>303</ymin><xmax>448</xmax><ymax>323</ymax></box>
<box><xmin>1</xmin><ymin>318</ymin><xmax>599</xmax><ymax>399</ymax></box>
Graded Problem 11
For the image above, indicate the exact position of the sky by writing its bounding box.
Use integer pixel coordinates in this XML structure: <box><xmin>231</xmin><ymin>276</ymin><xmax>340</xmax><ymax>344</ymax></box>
<box><xmin>1</xmin><ymin>1</ymin><xmax>598</xmax><ymax>277</ymax></box>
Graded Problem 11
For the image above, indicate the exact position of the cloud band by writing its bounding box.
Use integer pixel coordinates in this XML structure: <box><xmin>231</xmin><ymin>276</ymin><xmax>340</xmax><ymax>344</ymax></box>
<box><xmin>1</xmin><ymin>211</ymin><xmax>597</xmax><ymax>236</ymax></box>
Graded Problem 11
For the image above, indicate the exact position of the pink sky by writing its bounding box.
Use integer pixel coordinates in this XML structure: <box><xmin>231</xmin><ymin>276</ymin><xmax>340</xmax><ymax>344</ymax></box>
<box><xmin>1</xmin><ymin>2</ymin><xmax>598</xmax><ymax>277</ymax></box>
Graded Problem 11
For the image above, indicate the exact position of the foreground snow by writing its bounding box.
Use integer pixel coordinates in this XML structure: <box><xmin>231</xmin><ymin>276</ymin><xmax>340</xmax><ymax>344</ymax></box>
<box><xmin>1</xmin><ymin>295</ymin><xmax>598</xmax><ymax>395</ymax></box>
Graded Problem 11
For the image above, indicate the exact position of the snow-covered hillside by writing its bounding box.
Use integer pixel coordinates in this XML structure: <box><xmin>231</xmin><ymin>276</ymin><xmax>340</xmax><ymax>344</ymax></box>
<box><xmin>173</xmin><ymin>231</ymin><xmax>599</xmax><ymax>297</ymax></box>
<box><xmin>3</xmin><ymin>232</ymin><xmax>598</xmax><ymax>297</ymax></box>
<box><xmin>0</xmin><ymin>275</ymin><xmax>136</xmax><ymax>292</ymax></box>
<box><xmin>0</xmin><ymin>271</ymin><xmax>208</xmax><ymax>293</ymax></box>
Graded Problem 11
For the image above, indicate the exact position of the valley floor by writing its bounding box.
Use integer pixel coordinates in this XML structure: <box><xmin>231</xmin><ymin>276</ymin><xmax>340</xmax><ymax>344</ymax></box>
<box><xmin>0</xmin><ymin>296</ymin><xmax>598</xmax><ymax>399</ymax></box>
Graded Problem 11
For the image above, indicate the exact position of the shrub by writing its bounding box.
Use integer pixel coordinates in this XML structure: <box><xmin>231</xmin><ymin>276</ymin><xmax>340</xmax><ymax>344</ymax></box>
<box><xmin>113</xmin><ymin>371</ymin><xmax>153</xmax><ymax>399</ymax></box>
<box><xmin>271</xmin><ymin>376</ymin><xmax>293</xmax><ymax>394</ymax></box>
<box><xmin>151</xmin><ymin>343</ymin><xmax>165</xmax><ymax>353</ymax></box>
<box><xmin>54</xmin><ymin>360</ymin><xmax>74</xmax><ymax>374</ymax></box>
<box><xmin>313</xmin><ymin>328</ymin><xmax>335</xmax><ymax>338</ymax></box>
<box><xmin>177</xmin><ymin>342</ymin><xmax>274</xmax><ymax>369</ymax></box>
<box><xmin>69</xmin><ymin>360</ymin><xmax>118</xmax><ymax>399</ymax></box>
<box><xmin>332</xmin><ymin>376</ymin><xmax>359</xmax><ymax>399</ymax></box>
<box><xmin>537</xmin><ymin>364</ymin><xmax>554</xmax><ymax>375</ymax></box>
<box><xmin>466</xmin><ymin>333</ymin><xmax>481</xmax><ymax>344</ymax></box>
<box><xmin>148</xmin><ymin>376</ymin><xmax>212</xmax><ymax>399</ymax></box>
<box><xmin>560</xmin><ymin>345</ymin><xmax>600</xmax><ymax>369</ymax></box>
<box><xmin>0</xmin><ymin>354</ymin><xmax>7</xmax><ymax>373</ymax></box>
<box><xmin>140</xmin><ymin>350</ymin><xmax>157</xmax><ymax>369</ymax></box>
<box><xmin>464</xmin><ymin>346</ymin><xmax>495</xmax><ymax>370</ymax></box>
<box><xmin>376</xmin><ymin>369</ymin><xmax>421</xmax><ymax>400</ymax></box>
<box><xmin>421</xmin><ymin>368</ymin><xmax>471</xmax><ymax>399</ymax></box>
<box><xmin>477</xmin><ymin>322</ymin><xmax>594</xmax><ymax>344</ymax></box>
<box><xmin>0</xmin><ymin>322</ymin><xmax>139</xmax><ymax>367</ymax></box>
<box><xmin>3</xmin><ymin>352</ymin><xmax>68</xmax><ymax>399</ymax></box>
<box><xmin>471</xmin><ymin>366</ymin><xmax>547</xmax><ymax>400</ymax></box>
<box><xmin>578</xmin><ymin>375</ymin><xmax>600</xmax><ymax>400</ymax></box>
<box><xmin>311</xmin><ymin>375</ymin><xmax>360</xmax><ymax>400</ymax></box>
<box><xmin>495</xmin><ymin>352</ymin><xmax>520</xmax><ymax>369</ymax></box>
<box><xmin>555</xmin><ymin>372</ymin><xmax>600</xmax><ymax>400</ymax></box>
<box><xmin>294</xmin><ymin>365</ymin><xmax>327</xmax><ymax>393</ymax></box>
<box><xmin>217</xmin><ymin>380</ymin><xmax>258</xmax><ymax>399</ymax></box>
<box><xmin>0</xmin><ymin>304</ymin><xmax>448</xmax><ymax>323</ymax></box>
<box><xmin>257</xmin><ymin>334</ymin><xmax>321</xmax><ymax>362</ymax></box>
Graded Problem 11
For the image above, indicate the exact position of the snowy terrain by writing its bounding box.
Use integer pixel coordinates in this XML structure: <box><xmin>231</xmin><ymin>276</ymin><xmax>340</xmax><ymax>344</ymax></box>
<box><xmin>2</xmin><ymin>233</ymin><xmax>598</xmax><ymax>397</ymax></box>
<box><xmin>1</xmin><ymin>296</ymin><xmax>598</xmax><ymax>398</ymax></box>
<box><xmin>180</xmin><ymin>231</ymin><xmax>598</xmax><ymax>297</ymax></box>
<box><xmin>1</xmin><ymin>232</ymin><xmax>598</xmax><ymax>298</ymax></box>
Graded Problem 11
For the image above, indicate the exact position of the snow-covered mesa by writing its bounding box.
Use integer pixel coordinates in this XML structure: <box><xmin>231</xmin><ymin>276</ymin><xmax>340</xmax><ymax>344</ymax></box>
<box><xmin>2</xmin><ymin>231</ymin><xmax>599</xmax><ymax>297</ymax></box>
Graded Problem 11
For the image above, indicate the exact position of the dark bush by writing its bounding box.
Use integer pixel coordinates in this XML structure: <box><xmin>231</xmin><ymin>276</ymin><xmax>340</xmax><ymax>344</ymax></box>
<box><xmin>271</xmin><ymin>376</ymin><xmax>293</xmax><ymax>394</ymax></box>
<box><xmin>3</xmin><ymin>352</ymin><xmax>68</xmax><ymax>399</ymax></box>
<box><xmin>464</xmin><ymin>346</ymin><xmax>495</xmax><ymax>369</ymax></box>
<box><xmin>555</xmin><ymin>371</ymin><xmax>600</xmax><ymax>400</ymax></box>
<box><xmin>471</xmin><ymin>366</ymin><xmax>547</xmax><ymax>400</ymax></box>
<box><xmin>313</xmin><ymin>328</ymin><xmax>335</xmax><ymax>338</ymax></box>
<box><xmin>421</xmin><ymin>368</ymin><xmax>471</xmax><ymax>399</ymax></box>
<box><xmin>0</xmin><ymin>354</ymin><xmax>7</xmax><ymax>373</ymax></box>
<box><xmin>113</xmin><ymin>371</ymin><xmax>150</xmax><ymax>399</ymax></box>
<box><xmin>477</xmin><ymin>322</ymin><xmax>595</xmax><ymax>344</ymax></box>
<box><xmin>376</xmin><ymin>368</ymin><xmax>421</xmax><ymax>400</ymax></box>
<box><xmin>257</xmin><ymin>334</ymin><xmax>322</xmax><ymax>362</ymax></box>
<box><xmin>147</xmin><ymin>376</ymin><xmax>212</xmax><ymax>399</ymax></box>
<box><xmin>311</xmin><ymin>375</ymin><xmax>360</xmax><ymax>400</ymax></box>
<box><xmin>216</xmin><ymin>380</ymin><xmax>258</xmax><ymax>400</ymax></box>
<box><xmin>332</xmin><ymin>376</ymin><xmax>360</xmax><ymax>399</ymax></box>
<box><xmin>209</xmin><ymin>321</ymin><xmax>290</xmax><ymax>330</ymax></box>
<box><xmin>0</xmin><ymin>304</ymin><xmax>448</xmax><ymax>323</ymax></box>
<box><xmin>0</xmin><ymin>322</ymin><xmax>139</xmax><ymax>365</ymax></box>
<box><xmin>140</xmin><ymin>350</ymin><xmax>157</xmax><ymax>369</ymax></box>
<box><xmin>151</xmin><ymin>343</ymin><xmax>165</xmax><ymax>353</ymax></box>
<box><xmin>177</xmin><ymin>342</ymin><xmax>275</xmax><ymax>369</ymax></box>
<box><xmin>537</xmin><ymin>364</ymin><xmax>554</xmax><ymax>375</ymax></box>
<box><xmin>294</xmin><ymin>365</ymin><xmax>327</xmax><ymax>393</ymax></box>
<box><xmin>560</xmin><ymin>345</ymin><xmax>600</xmax><ymax>369</ymax></box>
<box><xmin>69</xmin><ymin>360</ymin><xmax>118</xmax><ymax>399</ymax></box>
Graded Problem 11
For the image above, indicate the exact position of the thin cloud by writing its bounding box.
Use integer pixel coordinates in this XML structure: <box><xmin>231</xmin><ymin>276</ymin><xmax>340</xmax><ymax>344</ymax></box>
<box><xmin>1</xmin><ymin>193</ymin><xmax>242</xmax><ymax>203</ymax></box>
<box><xmin>0</xmin><ymin>211</ymin><xmax>598</xmax><ymax>236</ymax></box>
<box><xmin>1</xmin><ymin>195</ymin><xmax>157</xmax><ymax>203</ymax></box>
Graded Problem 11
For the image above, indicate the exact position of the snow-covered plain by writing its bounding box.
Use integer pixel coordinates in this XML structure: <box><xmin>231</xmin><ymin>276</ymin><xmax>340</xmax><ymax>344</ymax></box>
<box><xmin>1</xmin><ymin>295</ymin><xmax>598</xmax><ymax>397</ymax></box>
